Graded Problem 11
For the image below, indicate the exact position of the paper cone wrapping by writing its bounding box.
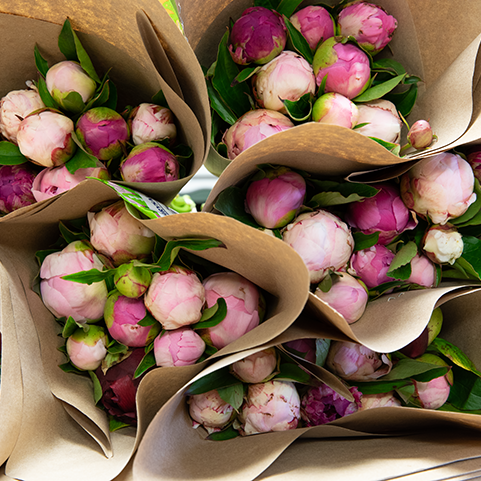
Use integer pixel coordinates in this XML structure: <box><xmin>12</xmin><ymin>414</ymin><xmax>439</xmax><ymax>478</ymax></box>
<box><xmin>0</xmin><ymin>178</ymin><xmax>311</xmax><ymax>480</ymax></box>
<box><xmin>0</xmin><ymin>0</ymin><xmax>206</xmax><ymax>206</ymax></box>
<box><xmin>133</xmin><ymin>289</ymin><xmax>481</xmax><ymax>481</ymax></box>
<box><xmin>174</xmin><ymin>0</ymin><xmax>481</xmax><ymax>177</ymax></box>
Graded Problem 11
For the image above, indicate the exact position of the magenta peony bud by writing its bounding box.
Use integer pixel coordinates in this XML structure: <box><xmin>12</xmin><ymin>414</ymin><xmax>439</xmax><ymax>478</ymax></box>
<box><xmin>253</xmin><ymin>51</ymin><xmax>316</xmax><ymax>113</ymax></box>
<box><xmin>229</xmin><ymin>7</ymin><xmax>287</xmax><ymax>65</ymax></box>
<box><xmin>346</xmin><ymin>182</ymin><xmax>417</xmax><ymax>245</ymax></box>
<box><xmin>0</xmin><ymin>164</ymin><xmax>37</xmax><ymax>214</ymax></box>
<box><xmin>326</xmin><ymin>341</ymin><xmax>392</xmax><ymax>381</ymax></box>
<box><xmin>349</xmin><ymin>244</ymin><xmax>395</xmax><ymax>289</ymax></box>
<box><xmin>40</xmin><ymin>240</ymin><xmax>108</xmax><ymax>323</ymax></box>
<box><xmin>312</xmin><ymin>92</ymin><xmax>359</xmax><ymax>128</ymax></box>
<box><xmin>238</xmin><ymin>380</ymin><xmax>300</xmax><ymax>435</ymax></box>
<box><xmin>301</xmin><ymin>383</ymin><xmax>362</xmax><ymax>426</ymax></box>
<box><xmin>88</xmin><ymin>200</ymin><xmax>155</xmax><ymax>266</ymax></box>
<box><xmin>245</xmin><ymin>166</ymin><xmax>306</xmax><ymax>229</ymax></box>
<box><xmin>284</xmin><ymin>338</ymin><xmax>316</xmax><ymax>363</ymax></box>
<box><xmin>407</xmin><ymin>254</ymin><xmax>436</xmax><ymax>288</ymax></box>
<box><xmin>400</xmin><ymin>153</ymin><xmax>476</xmax><ymax>225</ymax></box>
<box><xmin>31</xmin><ymin>163</ymin><xmax>109</xmax><ymax>202</ymax></box>
<box><xmin>359</xmin><ymin>391</ymin><xmax>401</xmax><ymax>410</ymax></box>
<box><xmin>46</xmin><ymin>61</ymin><xmax>97</xmax><ymax>113</ymax></box>
<box><xmin>467</xmin><ymin>149</ymin><xmax>481</xmax><ymax>182</ymax></box>
<box><xmin>230</xmin><ymin>348</ymin><xmax>278</xmax><ymax>383</ymax></box>
<box><xmin>355</xmin><ymin>100</ymin><xmax>402</xmax><ymax>144</ymax></box>
<box><xmin>17</xmin><ymin>110</ymin><xmax>76</xmax><ymax>167</ymax></box>
<box><xmin>314</xmin><ymin>272</ymin><xmax>368</xmax><ymax>324</ymax></box>
<box><xmin>113</xmin><ymin>262</ymin><xmax>152</xmax><ymax>298</ymax></box>
<box><xmin>423</xmin><ymin>224</ymin><xmax>463</xmax><ymax>265</ymax></box>
<box><xmin>76</xmin><ymin>107</ymin><xmax>129</xmax><ymax>161</ymax></box>
<box><xmin>189</xmin><ymin>389</ymin><xmax>235</xmax><ymax>434</ymax></box>
<box><xmin>282</xmin><ymin>209</ymin><xmax>354</xmax><ymax>283</ymax></box>
<box><xmin>129</xmin><ymin>103</ymin><xmax>177</xmax><ymax>146</ymax></box>
<box><xmin>289</xmin><ymin>6</ymin><xmax>335</xmax><ymax>51</ymax></box>
<box><xmin>153</xmin><ymin>327</ymin><xmax>205</xmax><ymax>367</ymax></box>
<box><xmin>338</xmin><ymin>2</ymin><xmax>397</xmax><ymax>55</ymax></box>
<box><xmin>312</xmin><ymin>37</ymin><xmax>370</xmax><ymax>99</ymax></box>
<box><xmin>66</xmin><ymin>325</ymin><xmax>108</xmax><ymax>371</ymax></box>
<box><xmin>0</xmin><ymin>87</ymin><xmax>45</xmax><ymax>143</ymax></box>
<box><xmin>144</xmin><ymin>266</ymin><xmax>205</xmax><ymax>330</ymax></box>
<box><xmin>199</xmin><ymin>272</ymin><xmax>264</xmax><ymax>350</ymax></box>
<box><xmin>120</xmin><ymin>142</ymin><xmax>179</xmax><ymax>184</ymax></box>
<box><xmin>223</xmin><ymin>109</ymin><xmax>294</xmax><ymax>160</ymax></box>
<box><xmin>407</xmin><ymin>120</ymin><xmax>434</xmax><ymax>150</ymax></box>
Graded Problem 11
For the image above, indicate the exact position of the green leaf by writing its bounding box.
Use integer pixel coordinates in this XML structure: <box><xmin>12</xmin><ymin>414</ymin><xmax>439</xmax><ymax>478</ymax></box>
<box><xmin>207</xmin><ymin>425</ymin><xmax>240</xmax><ymax>441</ymax></box>
<box><xmin>429</xmin><ymin>338</ymin><xmax>481</xmax><ymax>376</ymax></box>
<box><xmin>62</xmin><ymin>91</ymin><xmax>85</xmax><ymax>113</ymax></box>
<box><xmin>37</xmin><ymin>77</ymin><xmax>61</xmax><ymax>109</ymax></box>
<box><xmin>371</xmin><ymin>59</ymin><xmax>406</xmax><ymax>76</ymax></box>
<box><xmin>387</xmin><ymin>262</ymin><xmax>411</xmax><ymax>281</ymax></box>
<box><xmin>64</xmin><ymin>140</ymin><xmax>99</xmax><ymax>175</ymax></box>
<box><xmin>438</xmin><ymin>403</ymin><xmax>481</xmax><ymax>415</ymax></box>
<box><xmin>58</xmin><ymin>220</ymin><xmax>89</xmax><ymax>244</ymax></box>
<box><xmin>284</xmin><ymin>15</ymin><xmax>313</xmax><ymax>64</ymax></box>
<box><xmin>109</xmin><ymin>416</ymin><xmax>132</xmax><ymax>432</ymax></box>
<box><xmin>451</xmin><ymin>179</ymin><xmax>481</xmax><ymax>226</ymax></box>
<box><xmin>59</xmin><ymin>362</ymin><xmax>85</xmax><ymax>375</ymax></box>
<box><xmin>382</xmin><ymin>358</ymin><xmax>448</xmax><ymax>381</ymax></box>
<box><xmin>354</xmin><ymin>379</ymin><xmax>411</xmax><ymax>395</ymax></box>
<box><xmin>103</xmin><ymin>80</ymin><xmax>118</xmax><ymax>110</ymax></box>
<box><xmin>186</xmin><ymin>367</ymin><xmax>240</xmax><ymax>396</ymax></box>
<box><xmin>385</xmin><ymin>84</ymin><xmax>418</xmax><ymax>118</ymax></box>
<box><xmin>72</xmin><ymin>33</ymin><xmax>100</xmax><ymax>84</ymax></box>
<box><xmin>276</xmin><ymin>0</ymin><xmax>304</xmax><ymax>17</ymax></box>
<box><xmin>388</xmin><ymin>241</ymin><xmax>417</xmax><ymax>274</ymax></box>
<box><xmin>318</xmin><ymin>273</ymin><xmax>332</xmax><ymax>293</ymax></box>
<box><xmin>460</xmin><ymin>236</ymin><xmax>481</xmax><ymax>280</ymax></box>
<box><xmin>88</xmin><ymin>370</ymin><xmax>103</xmax><ymax>404</ymax></box>
<box><xmin>218</xmin><ymin>383</ymin><xmax>244</xmax><ymax>411</ymax></box>
<box><xmin>207</xmin><ymin>78</ymin><xmax>238</xmax><ymax>125</ymax></box>
<box><xmin>308</xmin><ymin>180</ymin><xmax>379</xmax><ymax>209</ymax></box>
<box><xmin>274</xmin><ymin>362</ymin><xmax>311</xmax><ymax>383</ymax></box>
<box><xmin>233</xmin><ymin>66</ymin><xmax>261</xmax><ymax>86</ymax></box>
<box><xmin>107</xmin><ymin>340</ymin><xmax>129</xmax><ymax>355</ymax></box>
<box><xmin>137</xmin><ymin>311</ymin><xmax>158</xmax><ymax>327</ymax></box>
<box><xmin>61</xmin><ymin>268</ymin><xmax>114</xmax><ymax>284</ymax></box>
<box><xmin>411</xmin><ymin>367</ymin><xmax>449</xmax><ymax>383</ymax></box>
<box><xmin>0</xmin><ymin>141</ymin><xmax>28</xmax><ymax>165</ymax></box>
<box><xmin>448</xmin><ymin>365</ymin><xmax>481</xmax><ymax>411</ymax></box>
<box><xmin>353</xmin><ymin>231</ymin><xmax>380</xmax><ymax>252</ymax></box>
<box><xmin>151</xmin><ymin>89</ymin><xmax>169</xmax><ymax>108</ymax></box>
<box><xmin>193</xmin><ymin>298</ymin><xmax>228</xmax><ymax>329</ymax></box>
<box><xmin>34</xmin><ymin>45</ymin><xmax>49</xmax><ymax>77</ymax></box>
<box><xmin>451</xmin><ymin>257</ymin><xmax>480</xmax><ymax>281</ymax></box>
<box><xmin>84</xmin><ymin>79</ymin><xmax>111</xmax><ymax>111</ymax></box>
<box><xmin>62</xmin><ymin>316</ymin><xmax>86</xmax><ymax>338</ymax></box>
<box><xmin>58</xmin><ymin>19</ymin><xmax>78</xmax><ymax>60</ymax></box>
<box><xmin>214</xmin><ymin>186</ymin><xmax>260</xmax><ymax>227</ymax></box>
<box><xmin>133</xmin><ymin>351</ymin><xmax>156</xmax><ymax>379</ymax></box>
<box><xmin>369</xmin><ymin>137</ymin><xmax>400</xmax><ymax>156</ymax></box>
<box><xmin>283</xmin><ymin>93</ymin><xmax>313</xmax><ymax>122</ymax></box>
<box><xmin>315</xmin><ymin>339</ymin><xmax>331</xmax><ymax>367</ymax></box>
<box><xmin>354</xmin><ymin>74</ymin><xmax>406</xmax><ymax>103</ymax></box>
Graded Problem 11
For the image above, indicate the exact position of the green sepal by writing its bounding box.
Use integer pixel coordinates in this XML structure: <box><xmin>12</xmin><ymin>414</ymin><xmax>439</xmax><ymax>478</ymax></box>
<box><xmin>193</xmin><ymin>298</ymin><xmax>228</xmax><ymax>329</ymax></box>
<box><xmin>218</xmin><ymin>383</ymin><xmax>244</xmax><ymax>412</ymax></box>
<box><xmin>207</xmin><ymin>424</ymin><xmax>240</xmax><ymax>441</ymax></box>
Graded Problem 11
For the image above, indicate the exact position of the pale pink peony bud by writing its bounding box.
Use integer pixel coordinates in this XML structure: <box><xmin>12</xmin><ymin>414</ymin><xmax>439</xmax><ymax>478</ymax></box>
<box><xmin>359</xmin><ymin>391</ymin><xmax>401</xmax><ymax>411</ymax></box>
<box><xmin>289</xmin><ymin>6</ymin><xmax>335</xmax><ymax>50</ymax></box>
<box><xmin>88</xmin><ymin>200</ymin><xmax>155</xmax><ymax>266</ymax></box>
<box><xmin>46</xmin><ymin>60</ymin><xmax>97</xmax><ymax>113</ymax></box>
<box><xmin>253</xmin><ymin>51</ymin><xmax>316</xmax><ymax>113</ymax></box>
<box><xmin>314</xmin><ymin>272</ymin><xmax>368</xmax><ymax>324</ymax></box>
<box><xmin>154</xmin><ymin>327</ymin><xmax>205</xmax><ymax>367</ymax></box>
<box><xmin>326</xmin><ymin>341</ymin><xmax>392</xmax><ymax>381</ymax></box>
<box><xmin>66</xmin><ymin>325</ymin><xmax>108</xmax><ymax>371</ymax></box>
<box><xmin>408</xmin><ymin>254</ymin><xmax>436</xmax><ymax>288</ymax></box>
<box><xmin>229</xmin><ymin>7</ymin><xmax>287</xmax><ymax>65</ymax></box>
<box><xmin>346</xmin><ymin>182</ymin><xmax>417</xmax><ymax>245</ymax></box>
<box><xmin>129</xmin><ymin>103</ymin><xmax>177</xmax><ymax>146</ymax></box>
<box><xmin>40</xmin><ymin>240</ymin><xmax>108</xmax><ymax>323</ymax></box>
<box><xmin>312</xmin><ymin>37</ymin><xmax>370</xmax><ymax>99</ymax></box>
<box><xmin>301</xmin><ymin>384</ymin><xmax>362</xmax><ymax>426</ymax></box>
<box><xmin>17</xmin><ymin>110</ymin><xmax>76</xmax><ymax>167</ymax></box>
<box><xmin>119</xmin><ymin>142</ymin><xmax>179</xmax><ymax>183</ymax></box>
<box><xmin>284</xmin><ymin>338</ymin><xmax>316</xmax><ymax>363</ymax></box>
<box><xmin>423</xmin><ymin>224</ymin><xmax>463</xmax><ymax>265</ymax></box>
<box><xmin>238</xmin><ymin>380</ymin><xmax>300</xmax><ymax>435</ymax></box>
<box><xmin>282</xmin><ymin>209</ymin><xmax>354</xmax><ymax>283</ymax></box>
<box><xmin>230</xmin><ymin>348</ymin><xmax>277</xmax><ymax>383</ymax></box>
<box><xmin>144</xmin><ymin>266</ymin><xmax>205</xmax><ymax>330</ymax></box>
<box><xmin>349</xmin><ymin>244</ymin><xmax>395</xmax><ymax>289</ymax></box>
<box><xmin>338</xmin><ymin>2</ymin><xmax>397</xmax><ymax>55</ymax></box>
<box><xmin>355</xmin><ymin>100</ymin><xmax>402</xmax><ymax>144</ymax></box>
<box><xmin>31</xmin><ymin>163</ymin><xmax>109</xmax><ymax>202</ymax></box>
<box><xmin>0</xmin><ymin>87</ymin><xmax>45</xmax><ymax>143</ymax></box>
<box><xmin>312</xmin><ymin>92</ymin><xmax>359</xmax><ymax>128</ymax></box>
<box><xmin>113</xmin><ymin>262</ymin><xmax>152</xmax><ymax>298</ymax></box>
<box><xmin>467</xmin><ymin>149</ymin><xmax>481</xmax><ymax>182</ymax></box>
<box><xmin>189</xmin><ymin>389</ymin><xmax>235</xmax><ymax>434</ymax></box>
<box><xmin>245</xmin><ymin>166</ymin><xmax>306</xmax><ymax>229</ymax></box>
<box><xmin>407</xmin><ymin>120</ymin><xmax>434</xmax><ymax>150</ymax></box>
<box><xmin>0</xmin><ymin>164</ymin><xmax>37</xmax><ymax>214</ymax></box>
<box><xmin>400</xmin><ymin>153</ymin><xmax>476</xmax><ymax>225</ymax></box>
<box><xmin>199</xmin><ymin>272</ymin><xmax>264</xmax><ymax>350</ymax></box>
<box><xmin>223</xmin><ymin>109</ymin><xmax>294</xmax><ymax>160</ymax></box>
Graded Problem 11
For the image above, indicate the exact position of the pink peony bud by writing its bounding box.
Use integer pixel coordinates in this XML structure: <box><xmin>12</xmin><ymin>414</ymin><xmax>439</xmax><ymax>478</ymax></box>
<box><xmin>230</xmin><ymin>348</ymin><xmax>278</xmax><ymax>383</ymax></box>
<box><xmin>289</xmin><ymin>6</ymin><xmax>335</xmax><ymax>51</ymax></box>
<box><xmin>223</xmin><ymin>109</ymin><xmax>294</xmax><ymax>160</ymax></box>
<box><xmin>0</xmin><ymin>164</ymin><xmax>37</xmax><ymax>214</ymax></box>
<box><xmin>88</xmin><ymin>200</ymin><xmax>155</xmax><ymax>266</ymax></box>
<box><xmin>31</xmin><ymin>163</ymin><xmax>109</xmax><ymax>202</ymax></box>
<box><xmin>66</xmin><ymin>325</ymin><xmax>108</xmax><ymax>371</ymax></box>
<box><xmin>46</xmin><ymin>60</ymin><xmax>97</xmax><ymax>113</ymax></box>
<box><xmin>199</xmin><ymin>272</ymin><xmax>264</xmax><ymax>350</ymax></box>
<box><xmin>228</xmin><ymin>7</ymin><xmax>287</xmax><ymax>65</ymax></box>
<box><xmin>284</xmin><ymin>338</ymin><xmax>316</xmax><ymax>363</ymax></box>
<box><xmin>154</xmin><ymin>327</ymin><xmax>205</xmax><ymax>367</ymax></box>
<box><xmin>245</xmin><ymin>166</ymin><xmax>306</xmax><ymax>229</ymax></box>
<box><xmin>129</xmin><ymin>103</ymin><xmax>177</xmax><ymax>146</ymax></box>
<box><xmin>76</xmin><ymin>107</ymin><xmax>129</xmax><ymax>161</ymax></box>
<box><xmin>312</xmin><ymin>37</ymin><xmax>370</xmax><ymax>99</ymax></box>
<box><xmin>407</xmin><ymin>120</ymin><xmax>434</xmax><ymax>150</ymax></box>
<box><xmin>0</xmin><ymin>87</ymin><xmax>45</xmax><ymax>143</ymax></box>
<box><xmin>301</xmin><ymin>384</ymin><xmax>362</xmax><ymax>426</ymax></box>
<box><xmin>40</xmin><ymin>240</ymin><xmax>108</xmax><ymax>323</ymax></box>
<box><xmin>314</xmin><ymin>272</ymin><xmax>368</xmax><ymax>324</ymax></box>
<box><xmin>144</xmin><ymin>266</ymin><xmax>205</xmax><ymax>330</ymax></box>
<box><xmin>423</xmin><ymin>224</ymin><xmax>463</xmax><ymax>265</ymax></box>
<box><xmin>312</xmin><ymin>92</ymin><xmax>359</xmax><ymax>128</ymax></box>
<box><xmin>355</xmin><ymin>99</ymin><xmax>402</xmax><ymax>144</ymax></box>
<box><xmin>359</xmin><ymin>391</ymin><xmax>401</xmax><ymax>410</ymax></box>
<box><xmin>253</xmin><ymin>51</ymin><xmax>316</xmax><ymax>113</ymax></box>
<box><xmin>345</xmin><ymin>182</ymin><xmax>417</xmax><ymax>245</ymax></box>
<box><xmin>338</xmin><ymin>2</ymin><xmax>397</xmax><ymax>55</ymax></box>
<box><xmin>113</xmin><ymin>262</ymin><xmax>152</xmax><ymax>298</ymax></box>
<box><xmin>282</xmin><ymin>209</ymin><xmax>354</xmax><ymax>283</ymax></box>
<box><xmin>238</xmin><ymin>380</ymin><xmax>300</xmax><ymax>435</ymax></box>
<box><xmin>407</xmin><ymin>254</ymin><xmax>436</xmax><ymax>288</ymax></box>
<box><xmin>17</xmin><ymin>109</ymin><xmax>76</xmax><ymax>167</ymax></box>
<box><xmin>400</xmin><ymin>153</ymin><xmax>476</xmax><ymax>225</ymax></box>
<box><xmin>119</xmin><ymin>142</ymin><xmax>179</xmax><ymax>183</ymax></box>
<box><xmin>349</xmin><ymin>244</ymin><xmax>396</xmax><ymax>289</ymax></box>
<box><xmin>326</xmin><ymin>341</ymin><xmax>392</xmax><ymax>381</ymax></box>
<box><xmin>467</xmin><ymin>149</ymin><xmax>481</xmax><ymax>182</ymax></box>
<box><xmin>189</xmin><ymin>389</ymin><xmax>235</xmax><ymax>434</ymax></box>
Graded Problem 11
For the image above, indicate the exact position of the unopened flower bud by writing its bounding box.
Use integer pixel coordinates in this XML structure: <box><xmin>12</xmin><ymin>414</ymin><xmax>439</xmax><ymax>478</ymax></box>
<box><xmin>114</xmin><ymin>262</ymin><xmax>152</xmax><ymax>298</ymax></box>
<box><xmin>359</xmin><ymin>391</ymin><xmax>401</xmax><ymax>410</ymax></box>
<box><xmin>407</xmin><ymin>254</ymin><xmax>436</xmax><ymax>288</ymax></box>
<box><xmin>349</xmin><ymin>244</ymin><xmax>395</xmax><ymax>289</ymax></box>
<box><xmin>355</xmin><ymin>100</ymin><xmax>402</xmax><ymax>144</ymax></box>
<box><xmin>189</xmin><ymin>389</ymin><xmax>235</xmax><ymax>434</ymax></box>
<box><xmin>284</xmin><ymin>339</ymin><xmax>316</xmax><ymax>363</ymax></box>
<box><xmin>230</xmin><ymin>348</ymin><xmax>277</xmax><ymax>383</ymax></box>
<box><xmin>154</xmin><ymin>327</ymin><xmax>205</xmax><ymax>367</ymax></box>
<box><xmin>289</xmin><ymin>6</ymin><xmax>335</xmax><ymax>50</ymax></box>
<box><xmin>407</xmin><ymin>120</ymin><xmax>434</xmax><ymax>150</ymax></box>
<box><xmin>66</xmin><ymin>325</ymin><xmax>108</xmax><ymax>371</ymax></box>
<box><xmin>0</xmin><ymin>164</ymin><xmax>37</xmax><ymax>214</ymax></box>
<box><xmin>467</xmin><ymin>149</ymin><xmax>481</xmax><ymax>182</ymax></box>
<box><xmin>312</xmin><ymin>92</ymin><xmax>359</xmax><ymax>128</ymax></box>
<box><xmin>129</xmin><ymin>103</ymin><xmax>177</xmax><ymax>146</ymax></box>
<box><xmin>423</xmin><ymin>224</ymin><xmax>463</xmax><ymax>265</ymax></box>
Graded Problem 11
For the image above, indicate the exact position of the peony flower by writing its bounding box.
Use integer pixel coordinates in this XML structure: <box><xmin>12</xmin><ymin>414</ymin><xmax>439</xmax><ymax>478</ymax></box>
<box><xmin>467</xmin><ymin>149</ymin><xmax>481</xmax><ymax>182</ymax></box>
<box><xmin>230</xmin><ymin>348</ymin><xmax>278</xmax><ymax>383</ymax></box>
<box><xmin>349</xmin><ymin>244</ymin><xmax>396</xmax><ymax>289</ymax></box>
<box><xmin>407</xmin><ymin>254</ymin><xmax>436</xmax><ymax>288</ymax></box>
<box><xmin>154</xmin><ymin>327</ymin><xmax>205</xmax><ymax>367</ymax></box>
<box><xmin>355</xmin><ymin>100</ymin><xmax>402</xmax><ymax>144</ymax></box>
<box><xmin>312</xmin><ymin>92</ymin><xmax>359</xmax><ymax>129</ymax></box>
<box><xmin>189</xmin><ymin>389</ymin><xmax>235</xmax><ymax>434</ymax></box>
<box><xmin>129</xmin><ymin>103</ymin><xmax>177</xmax><ymax>146</ymax></box>
<box><xmin>284</xmin><ymin>338</ymin><xmax>316</xmax><ymax>363</ymax></box>
<box><xmin>423</xmin><ymin>224</ymin><xmax>463</xmax><ymax>265</ymax></box>
<box><xmin>407</xmin><ymin>120</ymin><xmax>434</xmax><ymax>150</ymax></box>
<box><xmin>289</xmin><ymin>6</ymin><xmax>335</xmax><ymax>50</ymax></box>
<box><xmin>359</xmin><ymin>391</ymin><xmax>401</xmax><ymax>410</ymax></box>
<box><xmin>113</xmin><ymin>262</ymin><xmax>152</xmax><ymax>298</ymax></box>
<box><xmin>0</xmin><ymin>164</ymin><xmax>37</xmax><ymax>214</ymax></box>
<box><xmin>66</xmin><ymin>325</ymin><xmax>108</xmax><ymax>371</ymax></box>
